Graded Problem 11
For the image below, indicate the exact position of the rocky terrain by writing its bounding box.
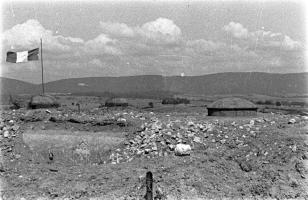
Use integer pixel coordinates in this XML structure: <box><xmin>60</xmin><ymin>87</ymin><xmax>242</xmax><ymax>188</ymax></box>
<box><xmin>0</xmin><ymin>106</ymin><xmax>308</xmax><ymax>199</ymax></box>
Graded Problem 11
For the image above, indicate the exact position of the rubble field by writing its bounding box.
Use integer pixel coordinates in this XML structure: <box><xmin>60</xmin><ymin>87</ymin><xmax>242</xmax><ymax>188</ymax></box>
<box><xmin>0</xmin><ymin>106</ymin><xmax>308</xmax><ymax>200</ymax></box>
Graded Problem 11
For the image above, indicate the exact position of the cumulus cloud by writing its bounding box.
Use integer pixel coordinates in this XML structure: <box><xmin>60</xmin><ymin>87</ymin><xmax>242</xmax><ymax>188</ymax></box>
<box><xmin>223</xmin><ymin>21</ymin><xmax>302</xmax><ymax>51</ymax></box>
<box><xmin>99</xmin><ymin>22</ymin><xmax>135</xmax><ymax>38</ymax></box>
<box><xmin>2</xmin><ymin>19</ymin><xmax>83</xmax><ymax>52</ymax></box>
<box><xmin>186</xmin><ymin>39</ymin><xmax>226</xmax><ymax>54</ymax></box>
<box><xmin>140</xmin><ymin>18</ymin><xmax>182</xmax><ymax>44</ymax></box>
<box><xmin>281</xmin><ymin>35</ymin><xmax>301</xmax><ymax>50</ymax></box>
<box><xmin>84</xmin><ymin>34</ymin><xmax>121</xmax><ymax>55</ymax></box>
<box><xmin>223</xmin><ymin>22</ymin><xmax>248</xmax><ymax>39</ymax></box>
<box><xmin>89</xmin><ymin>58</ymin><xmax>103</xmax><ymax>66</ymax></box>
<box><xmin>99</xmin><ymin>18</ymin><xmax>182</xmax><ymax>45</ymax></box>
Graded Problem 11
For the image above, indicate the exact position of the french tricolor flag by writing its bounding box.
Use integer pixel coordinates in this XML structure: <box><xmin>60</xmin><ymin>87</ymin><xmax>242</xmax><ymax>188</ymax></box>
<box><xmin>6</xmin><ymin>48</ymin><xmax>39</xmax><ymax>63</ymax></box>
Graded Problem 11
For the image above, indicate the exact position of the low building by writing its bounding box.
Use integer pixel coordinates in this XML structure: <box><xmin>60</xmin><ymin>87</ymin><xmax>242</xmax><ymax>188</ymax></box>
<box><xmin>207</xmin><ymin>97</ymin><xmax>258</xmax><ymax>116</ymax></box>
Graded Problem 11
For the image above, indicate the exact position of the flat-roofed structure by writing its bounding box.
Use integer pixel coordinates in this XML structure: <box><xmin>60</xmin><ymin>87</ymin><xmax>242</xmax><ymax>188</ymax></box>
<box><xmin>207</xmin><ymin>97</ymin><xmax>258</xmax><ymax>116</ymax></box>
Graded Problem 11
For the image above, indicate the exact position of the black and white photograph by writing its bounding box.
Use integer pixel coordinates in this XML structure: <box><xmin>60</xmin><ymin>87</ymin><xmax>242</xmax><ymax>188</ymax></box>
<box><xmin>0</xmin><ymin>0</ymin><xmax>307</xmax><ymax>199</ymax></box>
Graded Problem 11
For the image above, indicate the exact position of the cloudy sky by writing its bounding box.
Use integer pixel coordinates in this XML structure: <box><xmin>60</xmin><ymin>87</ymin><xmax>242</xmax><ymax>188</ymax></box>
<box><xmin>1</xmin><ymin>0</ymin><xmax>306</xmax><ymax>83</ymax></box>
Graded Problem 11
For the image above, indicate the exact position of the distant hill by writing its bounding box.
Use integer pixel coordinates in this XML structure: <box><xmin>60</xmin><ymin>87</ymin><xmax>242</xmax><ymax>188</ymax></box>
<box><xmin>1</xmin><ymin>72</ymin><xmax>307</xmax><ymax>97</ymax></box>
<box><xmin>0</xmin><ymin>77</ymin><xmax>39</xmax><ymax>95</ymax></box>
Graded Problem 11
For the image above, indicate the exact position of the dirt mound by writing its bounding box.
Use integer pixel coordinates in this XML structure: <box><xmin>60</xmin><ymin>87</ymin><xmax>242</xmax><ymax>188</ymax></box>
<box><xmin>28</xmin><ymin>95</ymin><xmax>60</xmax><ymax>109</ymax></box>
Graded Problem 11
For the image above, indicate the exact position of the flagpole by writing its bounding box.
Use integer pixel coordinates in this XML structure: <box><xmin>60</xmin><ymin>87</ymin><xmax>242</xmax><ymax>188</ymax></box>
<box><xmin>40</xmin><ymin>38</ymin><xmax>45</xmax><ymax>95</ymax></box>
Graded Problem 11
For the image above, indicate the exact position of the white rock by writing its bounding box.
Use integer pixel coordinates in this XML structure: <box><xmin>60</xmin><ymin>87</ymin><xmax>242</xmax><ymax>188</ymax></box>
<box><xmin>187</xmin><ymin>121</ymin><xmax>195</xmax><ymax>126</ymax></box>
<box><xmin>193</xmin><ymin>136</ymin><xmax>201</xmax><ymax>143</ymax></box>
<box><xmin>302</xmin><ymin>116</ymin><xmax>308</xmax><ymax>120</ymax></box>
<box><xmin>136</xmin><ymin>150</ymin><xmax>143</xmax><ymax>155</ymax></box>
<box><xmin>288</xmin><ymin>118</ymin><xmax>296</xmax><ymax>124</ymax></box>
<box><xmin>175</xmin><ymin>144</ymin><xmax>191</xmax><ymax>156</ymax></box>
<box><xmin>3</xmin><ymin>131</ymin><xmax>9</xmax><ymax>138</ymax></box>
<box><xmin>168</xmin><ymin>144</ymin><xmax>175</xmax><ymax>150</ymax></box>
<box><xmin>117</xmin><ymin>118</ymin><xmax>127</xmax><ymax>122</ymax></box>
<box><xmin>249</xmin><ymin>120</ymin><xmax>255</xmax><ymax>126</ymax></box>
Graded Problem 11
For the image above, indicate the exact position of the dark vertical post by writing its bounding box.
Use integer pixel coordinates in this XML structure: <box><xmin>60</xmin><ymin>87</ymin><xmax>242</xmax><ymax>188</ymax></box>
<box><xmin>145</xmin><ymin>171</ymin><xmax>153</xmax><ymax>200</ymax></box>
<box><xmin>40</xmin><ymin>38</ymin><xmax>45</xmax><ymax>95</ymax></box>
<box><xmin>77</xmin><ymin>103</ymin><xmax>80</xmax><ymax>113</ymax></box>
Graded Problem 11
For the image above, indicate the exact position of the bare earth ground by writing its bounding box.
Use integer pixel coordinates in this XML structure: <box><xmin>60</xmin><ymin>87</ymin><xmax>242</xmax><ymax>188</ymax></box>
<box><xmin>0</xmin><ymin>104</ymin><xmax>308</xmax><ymax>200</ymax></box>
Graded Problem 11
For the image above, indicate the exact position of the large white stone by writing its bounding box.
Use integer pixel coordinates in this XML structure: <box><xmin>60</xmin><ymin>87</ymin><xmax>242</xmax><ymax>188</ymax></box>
<box><xmin>174</xmin><ymin>144</ymin><xmax>191</xmax><ymax>156</ymax></box>
<box><xmin>3</xmin><ymin>131</ymin><xmax>9</xmax><ymax>138</ymax></box>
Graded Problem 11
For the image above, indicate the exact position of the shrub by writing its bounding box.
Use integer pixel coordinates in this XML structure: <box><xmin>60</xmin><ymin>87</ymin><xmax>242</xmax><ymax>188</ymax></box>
<box><xmin>9</xmin><ymin>95</ymin><xmax>21</xmax><ymax>109</ymax></box>
<box><xmin>275</xmin><ymin>101</ymin><xmax>282</xmax><ymax>106</ymax></box>
<box><xmin>290</xmin><ymin>101</ymin><xmax>305</xmax><ymax>107</ymax></box>
<box><xmin>148</xmin><ymin>102</ymin><xmax>154</xmax><ymax>108</ymax></box>
<box><xmin>255</xmin><ymin>100</ymin><xmax>264</xmax><ymax>105</ymax></box>
<box><xmin>105</xmin><ymin>98</ymin><xmax>128</xmax><ymax>107</ymax></box>
<box><xmin>162</xmin><ymin>97</ymin><xmax>190</xmax><ymax>105</ymax></box>
<box><xmin>281</xmin><ymin>101</ymin><xmax>290</xmax><ymax>106</ymax></box>
<box><xmin>264</xmin><ymin>100</ymin><xmax>274</xmax><ymax>105</ymax></box>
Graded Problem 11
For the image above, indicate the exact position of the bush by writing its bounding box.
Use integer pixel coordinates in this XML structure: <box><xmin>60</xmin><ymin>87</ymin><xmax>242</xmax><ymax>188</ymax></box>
<box><xmin>148</xmin><ymin>102</ymin><xmax>154</xmax><ymax>108</ymax></box>
<box><xmin>275</xmin><ymin>101</ymin><xmax>282</xmax><ymax>106</ymax></box>
<box><xmin>281</xmin><ymin>101</ymin><xmax>290</xmax><ymax>106</ymax></box>
<box><xmin>9</xmin><ymin>95</ymin><xmax>21</xmax><ymax>109</ymax></box>
<box><xmin>105</xmin><ymin>98</ymin><xmax>128</xmax><ymax>107</ymax></box>
<box><xmin>264</xmin><ymin>100</ymin><xmax>274</xmax><ymax>105</ymax></box>
<box><xmin>162</xmin><ymin>97</ymin><xmax>190</xmax><ymax>105</ymax></box>
<box><xmin>290</xmin><ymin>101</ymin><xmax>305</xmax><ymax>107</ymax></box>
<box><xmin>255</xmin><ymin>100</ymin><xmax>264</xmax><ymax>105</ymax></box>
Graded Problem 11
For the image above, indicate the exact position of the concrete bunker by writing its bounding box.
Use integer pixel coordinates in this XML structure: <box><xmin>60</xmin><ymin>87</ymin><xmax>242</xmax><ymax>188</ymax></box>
<box><xmin>207</xmin><ymin>97</ymin><xmax>258</xmax><ymax>117</ymax></box>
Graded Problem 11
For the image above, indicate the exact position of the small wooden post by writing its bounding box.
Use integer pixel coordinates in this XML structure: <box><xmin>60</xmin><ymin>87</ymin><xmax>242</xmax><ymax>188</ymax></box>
<box><xmin>145</xmin><ymin>171</ymin><xmax>153</xmax><ymax>200</ymax></box>
<box><xmin>77</xmin><ymin>103</ymin><xmax>80</xmax><ymax>113</ymax></box>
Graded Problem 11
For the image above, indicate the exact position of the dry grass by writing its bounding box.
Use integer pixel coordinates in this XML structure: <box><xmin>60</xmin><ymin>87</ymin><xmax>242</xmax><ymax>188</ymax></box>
<box><xmin>23</xmin><ymin>130</ymin><xmax>125</xmax><ymax>165</ymax></box>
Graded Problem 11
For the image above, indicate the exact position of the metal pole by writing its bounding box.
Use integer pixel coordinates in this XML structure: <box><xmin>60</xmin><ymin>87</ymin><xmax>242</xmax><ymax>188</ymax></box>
<box><xmin>40</xmin><ymin>38</ymin><xmax>45</xmax><ymax>95</ymax></box>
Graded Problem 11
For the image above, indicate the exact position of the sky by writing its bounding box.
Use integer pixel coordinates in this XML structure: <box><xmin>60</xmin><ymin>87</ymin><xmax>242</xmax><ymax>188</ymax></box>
<box><xmin>0</xmin><ymin>0</ymin><xmax>307</xmax><ymax>83</ymax></box>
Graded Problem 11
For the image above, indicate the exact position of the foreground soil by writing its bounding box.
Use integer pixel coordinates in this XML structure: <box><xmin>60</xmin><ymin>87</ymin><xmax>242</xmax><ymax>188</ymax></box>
<box><xmin>0</xmin><ymin>106</ymin><xmax>308</xmax><ymax>200</ymax></box>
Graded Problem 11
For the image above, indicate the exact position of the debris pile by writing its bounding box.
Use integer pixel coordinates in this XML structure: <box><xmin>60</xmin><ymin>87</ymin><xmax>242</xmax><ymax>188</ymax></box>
<box><xmin>109</xmin><ymin>114</ymin><xmax>308</xmax><ymax>165</ymax></box>
<box><xmin>0</xmin><ymin>116</ymin><xmax>22</xmax><ymax>165</ymax></box>
<box><xmin>109</xmin><ymin>117</ymin><xmax>216</xmax><ymax>163</ymax></box>
<box><xmin>0</xmin><ymin>119</ymin><xmax>20</xmax><ymax>140</ymax></box>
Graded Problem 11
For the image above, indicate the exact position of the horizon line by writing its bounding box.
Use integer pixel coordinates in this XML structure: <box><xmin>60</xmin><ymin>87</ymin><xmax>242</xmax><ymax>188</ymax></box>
<box><xmin>1</xmin><ymin>71</ymin><xmax>308</xmax><ymax>85</ymax></box>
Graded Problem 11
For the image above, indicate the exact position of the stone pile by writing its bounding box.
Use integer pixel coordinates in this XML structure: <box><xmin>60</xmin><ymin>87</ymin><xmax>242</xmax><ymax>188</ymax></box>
<box><xmin>0</xmin><ymin>119</ymin><xmax>20</xmax><ymax>140</ymax></box>
<box><xmin>0</xmin><ymin>117</ymin><xmax>22</xmax><ymax>165</ymax></box>
<box><xmin>109</xmin><ymin>117</ymin><xmax>215</xmax><ymax>164</ymax></box>
<box><xmin>109</xmin><ymin>113</ymin><xmax>308</xmax><ymax>164</ymax></box>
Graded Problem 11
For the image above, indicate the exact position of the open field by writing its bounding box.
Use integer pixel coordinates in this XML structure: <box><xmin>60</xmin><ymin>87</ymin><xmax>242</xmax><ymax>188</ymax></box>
<box><xmin>0</xmin><ymin>95</ymin><xmax>308</xmax><ymax>199</ymax></box>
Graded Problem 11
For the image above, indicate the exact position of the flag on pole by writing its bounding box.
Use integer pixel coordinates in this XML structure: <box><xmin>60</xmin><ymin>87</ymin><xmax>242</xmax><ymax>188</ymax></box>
<box><xmin>6</xmin><ymin>48</ymin><xmax>39</xmax><ymax>63</ymax></box>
